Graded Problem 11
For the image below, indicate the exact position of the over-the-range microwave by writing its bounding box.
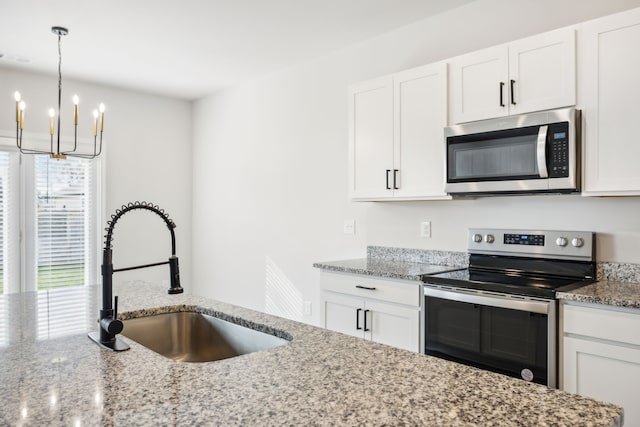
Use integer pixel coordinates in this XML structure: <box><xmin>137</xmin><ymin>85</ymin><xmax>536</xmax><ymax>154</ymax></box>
<box><xmin>444</xmin><ymin>108</ymin><xmax>581</xmax><ymax>196</ymax></box>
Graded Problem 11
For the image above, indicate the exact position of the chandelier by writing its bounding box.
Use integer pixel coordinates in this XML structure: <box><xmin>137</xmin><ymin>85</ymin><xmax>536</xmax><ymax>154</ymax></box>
<box><xmin>14</xmin><ymin>26</ymin><xmax>104</xmax><ymax>160</ymax></box>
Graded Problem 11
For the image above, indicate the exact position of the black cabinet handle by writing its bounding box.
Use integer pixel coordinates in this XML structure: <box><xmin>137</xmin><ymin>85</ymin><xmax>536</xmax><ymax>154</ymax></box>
<box><xmin>363</xmin><ymin>309</ymin><xmax>370</xmax><ymax>332</ymax></box>
<box><xmin>393</xmin><ymin>169</ymin><xmax>399</xmax><ymax>190</ymax></box>
<box><xmin>385</xmin><ymin>169</ymin><xmax>391</xmax><ymax>190</ymax></box>
<box><xmin>356</xmin><ymin>308</ymin><xmax>362</xmax><ymax>330</ymax></box>
<box><xmin>499</xmin><ymin>82</ymin><xmax>505</xmax><ymax>107</ymax></box>
<box><xmin>510</xmin><ymin>79</ymin><xmax>516</xmax><ymax>105</ymax></box>
<box><xmin>355</xmin><ymin>285</ymin><xmax>376</xmax><ymax>291</ymax></box>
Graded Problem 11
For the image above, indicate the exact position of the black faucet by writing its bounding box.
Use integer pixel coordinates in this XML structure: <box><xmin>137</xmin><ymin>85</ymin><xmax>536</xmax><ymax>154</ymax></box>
<box><xmin>89</xmin><ymin>201</ymin><xmax>183</xmax><ymax>351</ymax></box>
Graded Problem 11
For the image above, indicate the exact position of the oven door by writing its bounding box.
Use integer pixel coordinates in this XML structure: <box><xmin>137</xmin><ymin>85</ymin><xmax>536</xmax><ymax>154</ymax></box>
<box><xmin>422</xmin><ymin>285</ymin><xmax>556</xmax><ymax>387</ymax></box>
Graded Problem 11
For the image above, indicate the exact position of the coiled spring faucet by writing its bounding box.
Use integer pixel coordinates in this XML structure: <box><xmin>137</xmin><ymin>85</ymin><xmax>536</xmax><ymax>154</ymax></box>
<box><xmin>89</xmin><ymin>201</ymin><xmax>183</xmax><ymax>351</ymax></box>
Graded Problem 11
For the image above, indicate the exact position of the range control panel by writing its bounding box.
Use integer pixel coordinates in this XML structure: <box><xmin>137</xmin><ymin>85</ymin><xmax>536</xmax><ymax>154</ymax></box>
<box><xmin>504</xmin><ymin>233</ymin><xmax>545</xmax><ymax>246</ymax></box>
<box><xmin>469</xmin><ymin>228</ymin><xmax>594</xmax><ymax>261</ymax></box>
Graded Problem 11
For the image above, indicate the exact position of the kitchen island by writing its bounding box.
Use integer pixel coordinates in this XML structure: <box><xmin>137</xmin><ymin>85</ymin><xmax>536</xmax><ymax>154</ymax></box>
<box><xmin>0</xmin><ymin>281</ymin><xmax>623</xmax><ymax>426</ymax></box>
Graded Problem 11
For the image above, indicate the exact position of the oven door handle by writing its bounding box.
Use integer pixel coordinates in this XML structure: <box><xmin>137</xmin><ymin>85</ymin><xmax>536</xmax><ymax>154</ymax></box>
<box><xmin>423</xmin><ymin>285</ymin><xmax>551</xmax><ymax>315</ymax></box>
<box><xmin>536</xmin><ymin>125</ymin><xmax>549</xmax><ymax>178</ymax></box>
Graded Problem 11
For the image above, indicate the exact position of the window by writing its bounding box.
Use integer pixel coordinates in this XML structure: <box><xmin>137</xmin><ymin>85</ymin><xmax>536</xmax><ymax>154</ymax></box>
<box><xmin>0</xmin><ymin>138</ymin><xmax>101</xmax><ymax>294</ymax></box>
<box><xmin>0</xmin><ymin>149</ymin><xmax>19</xmax><ymax>294</ymax></box>
<box><xmin>32</xmin><ymin>155</ymin><xmax>98</xmax><ymax>290</ymax></box>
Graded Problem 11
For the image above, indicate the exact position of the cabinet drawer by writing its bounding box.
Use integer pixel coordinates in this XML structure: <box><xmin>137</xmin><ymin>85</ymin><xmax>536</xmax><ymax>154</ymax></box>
<box><xmin>563</xmin><ymin>303</ymin><xmax>640</xmax><ymax>346</ymax></box>
<box><xmin>320</xmin><ymin>272</ymin><xmax>420</xmax><ymax>307</ymax></box>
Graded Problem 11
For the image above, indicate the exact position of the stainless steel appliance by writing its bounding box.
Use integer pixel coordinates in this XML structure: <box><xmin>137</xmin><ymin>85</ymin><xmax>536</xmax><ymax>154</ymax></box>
<box><xmin>421</xmin><ymin>228</ymin><xmax>595</xmax><ymax>387</ymax></box>
<box><xmin>445</xmin><ymin>108</ymin><xmax>581</xmax><ymax>195</ymax></box>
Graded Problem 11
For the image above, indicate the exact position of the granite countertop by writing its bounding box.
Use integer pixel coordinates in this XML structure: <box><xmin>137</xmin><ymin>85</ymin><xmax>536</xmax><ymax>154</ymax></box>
<box><xmin>557</xmin><ymin>280</ymin><xmax>640</xmax><ymax>309</ymax></box>
<box><xmin>312</xmin><ymin>258</ymin><xmax>463</xmax><ymax>281</ymax></box>
<box><xmin>0</xmin><ymin>281</ymin><xmax>624</xmax><ymax>426</ymax></box>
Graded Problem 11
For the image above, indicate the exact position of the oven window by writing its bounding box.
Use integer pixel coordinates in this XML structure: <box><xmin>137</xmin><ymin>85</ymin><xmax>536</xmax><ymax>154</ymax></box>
<box><xmin>425</xmin><ymin>295</ymin><xmax>548</xmax><ymax>385</ymax></box>
<box><xmin>447</xmin><ymin>126</ymin><xmax>540</xmax><ymax>182</ymax></box>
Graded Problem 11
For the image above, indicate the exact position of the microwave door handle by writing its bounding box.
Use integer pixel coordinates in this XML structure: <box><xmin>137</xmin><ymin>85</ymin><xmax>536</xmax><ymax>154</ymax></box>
<box><xmin>536</xmin><ymin>125</ymin><xmax>549</xmax><ymax>178</ymax></box>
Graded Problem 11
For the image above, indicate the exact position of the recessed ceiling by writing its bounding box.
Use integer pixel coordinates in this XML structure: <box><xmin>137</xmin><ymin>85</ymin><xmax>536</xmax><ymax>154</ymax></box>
<box><xmin>1</xmin><ymin>0</ymin><xmax>475</xmax><ymax>100</ymax></box>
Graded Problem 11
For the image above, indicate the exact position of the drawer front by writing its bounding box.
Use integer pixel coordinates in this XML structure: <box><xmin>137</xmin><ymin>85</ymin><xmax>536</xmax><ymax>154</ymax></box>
<box><xmin>320</xmin><ymin>271</ymin><xmax>420</xmax><ymax>307</ymax></box>
<box><xmin>563</xmin><ymin>303</ymin><xmax>640</xmax><ymax>346</ymax></box>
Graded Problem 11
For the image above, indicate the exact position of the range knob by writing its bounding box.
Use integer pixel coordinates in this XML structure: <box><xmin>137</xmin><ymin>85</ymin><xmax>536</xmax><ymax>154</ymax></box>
<box><xmin>472</xmin><ymin>233</ymin><xmax>483</xmax><ymax>243</ymax></box>
<box><xmin>571</xmin><ymin>237</ymin><xmax>584</xmax><ymax>248</ymax></box>
<box><xmin>556</xmin><ymin>237</ymin><xmax>568</xmax><ymax>247</ymax></box>
<box><xmin>484</xmin><ymin>234</ymin><xmax>495</xmax><ymax>243</ymax></box>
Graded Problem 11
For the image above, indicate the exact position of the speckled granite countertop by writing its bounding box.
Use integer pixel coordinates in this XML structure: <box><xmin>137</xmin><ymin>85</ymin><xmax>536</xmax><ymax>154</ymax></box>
<box><xmin>0</xmin><ymin>281</ymin><xmax>624</xmax><ymax>426</ymax></box>
<box><xmin>557</xmin><ymin>281</ymin><xmax>640</xmax><ymax>309</ymax></box>
<box><xmin>312</xmin><ymin>258</ymin><xmax>463</xmax><ymax>281</ymax></box>
<box><xmin>313</xmin><ymin>247</ymin><xmax>467</xmax><ymax>280</ymax></box>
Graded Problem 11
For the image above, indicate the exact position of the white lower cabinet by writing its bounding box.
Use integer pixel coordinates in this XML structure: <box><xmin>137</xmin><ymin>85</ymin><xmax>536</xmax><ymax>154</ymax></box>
<box><xmin>562</xmin><ymin>302</ymin><xmax>640</xmax><ymax>426</ymax></box>
<box><xmin>321</xmin><ymin>272</ymin><xmax>420</xmax><ymax>352</ymax></box>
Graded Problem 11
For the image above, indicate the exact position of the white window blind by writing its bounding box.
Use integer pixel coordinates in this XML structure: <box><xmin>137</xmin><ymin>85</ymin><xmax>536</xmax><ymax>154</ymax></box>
<box><xmin>0</xmin><ymin>150</ymin><xmax>19</xmax><ymax>295</ymax></box>
<box><xmin>0</xmin><ymin>152</ymin><xmax>8</xmax><ymax>295</ymax></box>
<box><xmin>34</xmin><ymin>155</ymin><xmax>97</xmax><ymax>290</ymax></box>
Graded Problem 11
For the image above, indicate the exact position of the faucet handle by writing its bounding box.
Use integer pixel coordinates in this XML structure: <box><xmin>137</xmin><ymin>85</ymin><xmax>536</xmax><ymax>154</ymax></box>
<box><xmin>114</xmin><ymin>295</ymin><xmax>119</xmax><ymax>320</ymax></box>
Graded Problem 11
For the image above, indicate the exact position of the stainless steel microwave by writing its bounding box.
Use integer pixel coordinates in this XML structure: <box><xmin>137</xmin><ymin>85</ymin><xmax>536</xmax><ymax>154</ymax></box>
<box><xmin>444</xmin><ymin>108</ymin><xmax>581</xmax><ymax>196</ymax></box>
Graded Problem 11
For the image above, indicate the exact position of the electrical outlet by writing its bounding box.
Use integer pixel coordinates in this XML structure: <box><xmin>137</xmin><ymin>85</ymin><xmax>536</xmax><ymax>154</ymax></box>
<box><xmin>303</xmin><ymin>301</ymin><xmax>312</xmax><ymax>316</ymax></box>
<box><xmin>343</xmin><ymin>219</ymin><xmax>355</xmax><ymax>235</ymax></box>
<box><xmin>420</xmin><ymin>221</ymin><xmax>431</xmax><ymax>238</ymax></box>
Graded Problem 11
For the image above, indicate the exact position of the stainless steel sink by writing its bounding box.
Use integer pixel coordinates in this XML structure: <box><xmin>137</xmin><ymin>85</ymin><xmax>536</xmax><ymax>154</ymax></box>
<box><xmin>121</xmin><ymin>312</ymin><xmax>289</xmax><ymax>362</ymax></box>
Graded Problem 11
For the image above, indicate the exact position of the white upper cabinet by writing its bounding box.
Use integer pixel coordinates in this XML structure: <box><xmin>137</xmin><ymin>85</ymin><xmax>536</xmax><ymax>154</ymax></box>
<box><xmin>449</xmin><ymin>45</ymin><xmax>509</xmax><ymax>123</ymax></box>
<box><xmin>581</xmin><ymin>8</ymin><xmax>640</xmax><ymax>195</ymax></box>
<box><xmin>348</xmin><ymin>77</ymin><xmax>394</xmax><ymax>200</ymax></box>
<box><xmin>450</xmin><ymin>27</ymin><xmax>576</xmax><ymax>124</ymax></box>
<box><xmin>348</xmin><ymin>62</ymin><xmax>449</xmax><ymax>201</ymax></box>
<box><xmin>393</xmin><ymin>63</ymin><xmax>449</xmax><ymax>199</ymax></box>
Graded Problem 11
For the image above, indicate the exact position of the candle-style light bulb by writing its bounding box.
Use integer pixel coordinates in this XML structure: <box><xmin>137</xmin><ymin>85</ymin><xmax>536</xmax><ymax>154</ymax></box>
<box><xmin>49</xmin><ymin>108</ymin><xmax>55</xmax><ymax>135</ymax></box>
<box><xmin>14</xmin><ymin>91</ymin><xmax>21</xmax><ymax>122</ymax></box>
<box><xmin>99</xmin><ymin>103</ymin><xmax>105</xmax><ymax>132</ymax></box>
<box><xmin>18</xmin><ymin>101</ymin><xmax>26</xmax><ymax>129</ymax></box>
<box><xmin>73</xmin><ymin>95</ymin><xmax>79</xmax><ymax>125</ymax></box>
<box><xmin>92</xmin><ymin>109</ymin><xmax>98</xmax><ymax>136</ymax></box>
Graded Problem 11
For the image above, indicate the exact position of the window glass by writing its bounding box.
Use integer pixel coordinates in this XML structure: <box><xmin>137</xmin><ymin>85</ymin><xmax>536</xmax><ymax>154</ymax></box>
<box><xmin>35</xmin><ymin>155</ymin><xmax>96</xmax><ymax>290</ymax></box>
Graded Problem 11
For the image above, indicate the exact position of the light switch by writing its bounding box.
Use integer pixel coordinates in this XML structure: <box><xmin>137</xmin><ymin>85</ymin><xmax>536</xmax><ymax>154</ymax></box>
<box><xmin>421</xmin><ymin>221</ymin><xmax>431</xmax><ymax>238</ymax></box>
<box><xmin>343</xmin><ymin>219</ymin><xmax>355</xmax><ymax>235</ymax></box>
<box><xmin>303</xmin><ymin>301</ymin><xmax>312</xmax><ymax>316</ymax></box>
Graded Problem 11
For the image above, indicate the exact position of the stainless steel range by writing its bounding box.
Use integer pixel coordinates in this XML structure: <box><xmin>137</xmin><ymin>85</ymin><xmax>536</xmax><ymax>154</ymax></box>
<box><xmin>421</xmin><ymin>228</ymin><xmax>595</xmax><ymax>387</ymax></box>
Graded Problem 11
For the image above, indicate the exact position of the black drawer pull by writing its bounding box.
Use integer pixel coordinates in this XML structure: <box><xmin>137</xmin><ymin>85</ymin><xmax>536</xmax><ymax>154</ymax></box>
<box><xmin>356</xmin><ymin>308</ymin><xmax>362</xmax><ymax>330</ymax></box>
<box><xmin>393</xmin><ymin>169</ymin><xmax>399</xmax><ymax>190</ymax></box>
<box><xmin>364</xmin><ymin>309</ymin><xmax>370</xmax><ymax>332</ymax></box>
<box><xmin>499</xmin><ymin>82</ymin><xmax>505</xmax><ymax>107</ymax></box>
<box><xmin>385</xmin><ymin>169</ymin><xmax>391</xmax><ymax>190</ymax></box>
<box><xmin>355</xmin><ymin>285</ymin><xmax>376</xmax><ymax>291</ymax></box>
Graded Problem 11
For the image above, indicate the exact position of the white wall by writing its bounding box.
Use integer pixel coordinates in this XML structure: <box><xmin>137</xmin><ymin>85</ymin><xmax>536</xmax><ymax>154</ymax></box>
<box><xmin>192</xmin><ymin>0</ymin><xmax>640</xmax><ymax>326</ymax></box>
<box><xmin>0</xmin><ymin>68</ymin><xmax>192</xmax><ymax>289</ymax></box>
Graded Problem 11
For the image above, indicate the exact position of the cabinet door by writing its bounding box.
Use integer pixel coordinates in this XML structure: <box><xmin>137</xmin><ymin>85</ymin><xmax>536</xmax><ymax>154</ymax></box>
<box><xmin>348</xmin><ymin>77</ymin><xmax>394</xmax><ymax>199</ymax></box>
<box><xmin>508</xmin><ymin>27</ymin><xmax>576</xmax><ymax>116</ymax></box>
<box><xmin>449</xmin><ymin>45</ymin><xmax>509</xmax><ymax>124</ymax></box>
<box><xmin>563</xmin><ymin>336</ymin><xmax>640</xmax><ymax>426</ymax></box>
<box><xmin>581</xmin><ymin>8</ymin><xmax>640</xmax><ymax>195</ymax></box>
<box><xmin>393</xmin><ymin>63</ymin><xmax>450</xmax><ymax>200</ymax></box>
<box><xmin>365</xmin><ymin>299</ymin><xmax>420</xmax><ymax>352</ymax></box>
<box><xmin>323</xmin><ymin>291</ymin><xmax>364</xmax><ymax>339</ymax></box>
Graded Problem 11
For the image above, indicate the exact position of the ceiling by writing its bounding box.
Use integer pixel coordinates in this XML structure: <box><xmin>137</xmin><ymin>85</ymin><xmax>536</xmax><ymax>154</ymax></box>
<box><xmin>0</xmin><ymin>0</ymin><xmax>475</xmax><ymax>100</ymax></box>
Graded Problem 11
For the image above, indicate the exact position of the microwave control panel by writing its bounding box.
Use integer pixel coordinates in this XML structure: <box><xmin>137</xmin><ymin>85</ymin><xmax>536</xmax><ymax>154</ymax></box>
<box><xmin>548</xmin><ymin>122</ymin><xmax>569</xmax><ymax>178</ymax></box>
